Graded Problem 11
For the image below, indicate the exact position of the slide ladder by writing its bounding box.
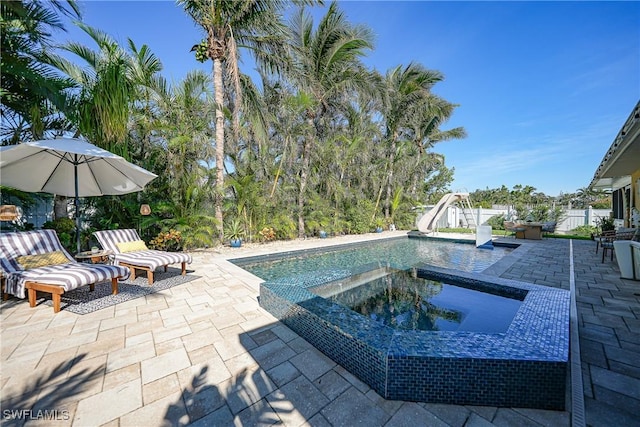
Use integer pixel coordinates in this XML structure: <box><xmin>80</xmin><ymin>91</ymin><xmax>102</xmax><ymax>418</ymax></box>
<box><xmin>417</xmin><ymin>192</ymin><xmax>471</xmax><ymax>233</ymax></box>
<box><xmin>460</xmin><ymin>196</ymin><xmax>476</xmax><ymax>228</ymax></box>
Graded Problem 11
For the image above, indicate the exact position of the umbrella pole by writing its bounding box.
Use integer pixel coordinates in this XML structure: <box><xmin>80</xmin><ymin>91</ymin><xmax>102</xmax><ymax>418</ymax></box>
<box><xmin>75</xmin><ymin>158</ymin><xmax>81</xmax><ymax>254</ymax></box>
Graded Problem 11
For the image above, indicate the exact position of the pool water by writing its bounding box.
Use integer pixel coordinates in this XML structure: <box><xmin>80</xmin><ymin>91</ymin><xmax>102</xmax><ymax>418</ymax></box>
<box><xmin>312</xmin><ymin>269</ymin><xmax>523</xmax><ymax>333</ymax></box>
<box><xmin>256</xmin><ymin>236</ymin><xmax>570</xmax><ymax>409</ymax></box>
<box><xmin>238</xmin><ymin>237</ymin><xmax>512</xmax><ymax>282</ymax></box>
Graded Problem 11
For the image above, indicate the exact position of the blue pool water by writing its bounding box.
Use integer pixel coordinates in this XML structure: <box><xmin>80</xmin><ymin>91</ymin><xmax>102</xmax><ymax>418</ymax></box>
<box><xmin>237</xmin><ymin>237</ymin><xmax>512</xmax><ymax>282</ymax></box>
<box><xmin>312</xmin><ymin>269</ymin><xmax>523</xmax><ymax>333</ymax></box>
<box><xmin>256</xmin><ymin>236</ymin><xmax>570</xmax><ymax>409</ymax></box>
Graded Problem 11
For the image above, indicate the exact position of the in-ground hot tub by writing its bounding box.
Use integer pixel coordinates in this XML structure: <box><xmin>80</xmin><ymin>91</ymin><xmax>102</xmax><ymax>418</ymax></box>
<box><xmin>259</xmin><ymin>265</ymin><xmax>569</xmax><ymax>409</ymax></box>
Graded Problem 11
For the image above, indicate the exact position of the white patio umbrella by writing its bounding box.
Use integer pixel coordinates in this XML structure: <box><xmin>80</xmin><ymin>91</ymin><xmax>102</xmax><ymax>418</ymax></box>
<box><xmin>0</xmin><ymin>138</ymin><xmax>157</xmax><ymax>252</ymax></box>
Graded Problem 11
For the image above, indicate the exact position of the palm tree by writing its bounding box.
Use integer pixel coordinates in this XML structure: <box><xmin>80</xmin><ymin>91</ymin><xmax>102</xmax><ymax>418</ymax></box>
<box><xmin>1</xmin><ymin>0</ymin><xmax>81</xmax><ymax>143</ymax></box>
<box><xmin>51</xmin><ymin>23</ymin><xmax>161</xmax><ymax>154</ymax></box>
<box><xmin>178</xmin><ymin>0</ymin><xmax>294</xmax><ymax>240</ymax></box>
<box><xmin>49</xmin><ymin>23</ymin><xmax>164</xmax><ymax>220</ymax></box>
<box><xmin>286</xmin><ymin>2</ymin><xmax>374</xmax><ymax>237</ymax></box>
<box><xmin>377</xmin><ymin>63</ymin><xmax>443</xmax><ymax>219</ymax></box>
<box><xmin>405</xmin><ymin>94</ymin><xmax>466</xmax><ymax>199</ymax></box>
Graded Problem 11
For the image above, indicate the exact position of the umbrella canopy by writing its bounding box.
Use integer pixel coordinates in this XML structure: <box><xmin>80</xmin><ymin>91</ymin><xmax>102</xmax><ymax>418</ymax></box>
<box><xmin>0</xmin><ymin>138</ymin><xmax>157</xmax><ymax>252</ymax></box>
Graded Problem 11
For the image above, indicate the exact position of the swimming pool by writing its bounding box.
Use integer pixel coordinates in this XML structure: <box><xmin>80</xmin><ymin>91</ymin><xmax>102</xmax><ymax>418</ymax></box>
<box><xmin>313</xmin><ymin>268</ymin><xmax>524</xmax><ymax>333</ymax></box>
<box><xmin>236</xmin><ymin>236</ymin><xmax>513</xmax><ymax>282</ymax></box>
<box><xmin>244</xmin><ymin>235</ymin><xmax>569</xmax><ymax>409</ymax></box>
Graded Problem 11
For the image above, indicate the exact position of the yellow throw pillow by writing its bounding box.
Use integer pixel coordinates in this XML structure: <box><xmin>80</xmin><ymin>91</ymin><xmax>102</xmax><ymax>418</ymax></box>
<box><xmin>16</xmin><ymin>251</ymin><xmax>69</xmax><ymax>270</ymax></box>
<box><xmin>116</xmin><ymin>240</ymin><xmax>148</xmax><ymax>253</ymax></box>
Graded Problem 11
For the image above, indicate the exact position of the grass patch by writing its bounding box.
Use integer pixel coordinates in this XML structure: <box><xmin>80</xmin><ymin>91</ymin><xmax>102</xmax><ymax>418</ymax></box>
<box><xmin>435</xmin><ymin>228</ymin><xmax>593</xmax><ymax>240</ymax></box>
<box><xmin>545</xmin><ymin>234</ymin><xmax>592</xmax><ymax>240</ymax></box>
<box><xmin>437</xmin><ymin>228</ymin><xmax>475</xmax><ymax>234</ymax></box>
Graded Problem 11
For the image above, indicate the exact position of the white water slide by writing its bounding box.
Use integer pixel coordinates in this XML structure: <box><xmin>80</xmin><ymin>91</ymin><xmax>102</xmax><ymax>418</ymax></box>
<box><xmin>417</xmin><ymin>192</ymin><xmax>471</xmax><ymax>233</ymax></box>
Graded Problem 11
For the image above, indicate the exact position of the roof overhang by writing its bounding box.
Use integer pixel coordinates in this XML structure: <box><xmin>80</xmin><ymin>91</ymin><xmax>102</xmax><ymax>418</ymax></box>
<box><xmin>589</xmin><ymin>100</ymin><xmax>640</xmax><ymax>191</ymax></box>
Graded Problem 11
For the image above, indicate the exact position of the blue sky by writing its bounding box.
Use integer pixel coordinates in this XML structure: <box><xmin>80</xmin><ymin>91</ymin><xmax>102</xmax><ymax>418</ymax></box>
<box><xmin>58</xmin><ymin>1</ymin><xmax>639</xmax><ymax>197</ymax></box>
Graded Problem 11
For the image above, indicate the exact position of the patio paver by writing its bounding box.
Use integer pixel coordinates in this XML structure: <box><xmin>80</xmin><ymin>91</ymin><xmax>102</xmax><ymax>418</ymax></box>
<box><xmin>1</xmin><ymin>230</ymin><xmax>639</xmax><ymax>426</ymax></box>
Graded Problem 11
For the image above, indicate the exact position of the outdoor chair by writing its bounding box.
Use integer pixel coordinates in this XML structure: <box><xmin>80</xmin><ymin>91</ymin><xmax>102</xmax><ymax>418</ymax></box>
<box><xmin>0</xmin><ymin>230</ymin><xmax>129</xmax><ymax>313</ymax></box>
<box><xmin>595</xmin><ymin>227</ymin><xmax>635</xmax><ymax>255</ymax></box>
<box><xmin>503</xmin><ymin>221</ymin><xmax>526</xmax><ymax>238</ymax></box>
<box><xmin>93</xmin><ymin>229</ymin><xmax>192</xmax><ymax>285</ymax></box>
<box><xmin>541</xmin><ymin>221</ymin><xmax>557</xmax><ymax>237</ymax></box>
<box><xmin>598</xmin><ymin>228</ymin><xmax>639</xmax><ymax>263</ymax></box>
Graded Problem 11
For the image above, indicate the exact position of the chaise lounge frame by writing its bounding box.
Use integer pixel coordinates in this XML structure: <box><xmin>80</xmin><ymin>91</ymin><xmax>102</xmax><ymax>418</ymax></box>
<box><xmin>93</xmin><ymin>229</ymin><xmax>192</xmax><ymax>285</ymax></box>
<box><xmin>0</xmin><ymin>230</ymin><xmax>129</xmax><ymax>313</ymax></box>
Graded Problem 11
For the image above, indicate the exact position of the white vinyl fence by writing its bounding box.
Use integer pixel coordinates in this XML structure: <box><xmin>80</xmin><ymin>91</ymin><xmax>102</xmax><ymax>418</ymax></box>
<box><xmin>420</xmin><ymin>206</ymin><xmax>611</xmax><ymax>234</ymax></box>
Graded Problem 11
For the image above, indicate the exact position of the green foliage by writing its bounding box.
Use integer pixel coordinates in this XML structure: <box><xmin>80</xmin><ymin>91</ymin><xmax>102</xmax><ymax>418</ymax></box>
<box><xmin>594</xmin><ymin>215</ymin><xmax>615</xmax><ymax>232</ymax></box>
<box><xmin>437</xmin><ymin>228</ymin><xmax>475</xmax><ymax>234</ymax></box>
<box><xmin>570</xmin><ymin>225</ymin><xmax>598</xmax><ymax>238</ymax></box>
<box><xmin>486</xmin><ymin>214</ymin><xmax>507</xmax><ymax>230</ymax></box>
<box><xmin>42</xmin><ymin>217</ymin><xmax>75</xmax><ymax>234</ymax></box>
<box><xmin>155</xmin><ymin>215</ymin><xmax>218</xmax><ymax>250</ymax></box>
<box><xmin>5</xmin><ymin>1</ymin><xmax>488</xmax><ymax>248</ymax></box>
<box><xmin>224</xmin><ymin>219</ymin><xmax>245</xmax><ymax>241</ymax></box>
<box><xmin>42</xmin><ymin>217</ymin><xmax>76</xmax><ymax>252</ymax></box>
<box><xmin>529</xmin><ymin>205</ymin><xmax>549</xmax><ymax>222</ymax></box>
<box><xmin>346</xmin><ymin>199</ymin><xmax>377</xmax><ymax>234</ymax></box>
<box><xmin>513</xmin><ymin>204</ymin><xmax>529</xmax><ymax>221</ymax></box>
<box><xmin>270</xmin><ymin>214</ymin><xmax>297</xmax><ymax>240</ymax></box>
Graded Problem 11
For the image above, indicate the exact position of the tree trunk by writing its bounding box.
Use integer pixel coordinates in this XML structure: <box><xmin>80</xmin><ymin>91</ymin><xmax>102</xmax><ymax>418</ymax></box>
<box><xmin>298</xmin><ymin>117</ymin><xmax>314</xmax><ymax>238</ymax></box>
<box><xmin>53</xmin><ymin>195</ymin><xmax>68</xmax><ymax>220</ymax></box>
<box><xmin>384</xmin><ymin>135</ymin><xmax>397</xmax><ymax>219</ymax></box>
<box><xmin>298</xmin><ymin>139</ymin><xmax>311</xmax><ymax>239</ymax></box>
<box><xmin>213</xmin><ymin>57</ymin><xmax>225</xmax><ymax>241</ymax></box>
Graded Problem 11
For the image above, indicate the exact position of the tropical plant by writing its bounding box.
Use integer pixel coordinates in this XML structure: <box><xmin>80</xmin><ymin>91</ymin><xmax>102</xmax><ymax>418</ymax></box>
<box><xmin>178</xmin><ymin>0</ymin><xmax>298</xmax><ymax>241</ymax></box>
<box><xmin>486</xmin><ymin>214</ymin><xmax>507</xmax><ymax>230</ymax></box>
<box><xmin>42</xmin><ymin>217</ymin><xmax>76</xmax><ymax>252</ymax></box>
<box><xmin>285</xmin><ymin>2</ymin><xmax>374</xmax><ymax>237</ymax></box>
<box><xmin>148</xmin><ymin>229</ymin><xmax>183</xmax><ymax>252</ymax></box>
<box><xmin>224</xmin><ymin>219</ymin><xmax>246</xmax><ymax>242</ymax></box>
<box><xmin>376</xmin><ymin>63</ymin><xmax>444</xmax><ymax>220</ymax></box>
<box><xmin>258</xmin><ymin>227</ymin><xmax>276</xmax><ymax>242</ymax></box>
<box><xmin>0</xmin><ymin>0</ymin><xmax>81</xmax><ymax>144</ymax></box>
<box><xmin>595</xmin><ymin>215</ymin><xmax>615</xmax><ymax>233</ymax></box>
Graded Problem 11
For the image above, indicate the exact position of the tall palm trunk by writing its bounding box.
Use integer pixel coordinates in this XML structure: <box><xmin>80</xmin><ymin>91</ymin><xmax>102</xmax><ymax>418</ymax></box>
<box><xmin>384</xmin><ymin>133</ymin><xmax>398</xmax><ymax>219</ymax></box>
<box><xmin>213</xmin><ymin>57</ymin><xmax>225</xmax><ymax>240</ymax></box>
<box><xmin>298</xmin><ymin>116</ymin><xmax>314</xmax><ymax>238</ymax></box>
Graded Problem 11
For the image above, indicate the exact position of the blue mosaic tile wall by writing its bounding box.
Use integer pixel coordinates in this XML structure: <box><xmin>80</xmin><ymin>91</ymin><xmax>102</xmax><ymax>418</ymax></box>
<box><xmin>259</xmin><ymin>253</ymin><xmax>569</xmax><ymax>410</ymax></box>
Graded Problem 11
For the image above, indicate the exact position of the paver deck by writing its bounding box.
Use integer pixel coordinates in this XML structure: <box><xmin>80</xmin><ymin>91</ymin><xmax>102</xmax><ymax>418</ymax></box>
<box><xmin>1</xmin><ymin>231</ymin><xmax>639</xmax><ymax>426</ymax></box>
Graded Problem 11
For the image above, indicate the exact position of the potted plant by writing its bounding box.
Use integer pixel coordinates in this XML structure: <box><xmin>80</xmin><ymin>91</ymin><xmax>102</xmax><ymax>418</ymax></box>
<box><xmin>374</xmin><ymin>218</ymin><xmax>384</xmax><ymax>233</ymax></box>
<box><xmin>225</xmin><ymin>219</ymin><xmax>245</xmax><ymax>248</ymax></box>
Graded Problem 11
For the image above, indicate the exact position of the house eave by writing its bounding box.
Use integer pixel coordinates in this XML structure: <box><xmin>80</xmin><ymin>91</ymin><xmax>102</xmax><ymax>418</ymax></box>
<box><xmin>589</xmin><ymin>100</ymin><xmax>640</xmax><ymax>191</ymax></box>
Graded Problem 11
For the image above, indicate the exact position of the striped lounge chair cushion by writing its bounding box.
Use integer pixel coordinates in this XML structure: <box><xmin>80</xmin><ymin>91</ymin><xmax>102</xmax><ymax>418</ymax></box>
<box><xmin>0</xmin><ymin>230</ymin><xmax>129</xmax><ymax>299</ymax></box>
<box><xmin>93</xmin><ymin>229</ymin><xmax>192</xmax><ymax>270</ymax></box>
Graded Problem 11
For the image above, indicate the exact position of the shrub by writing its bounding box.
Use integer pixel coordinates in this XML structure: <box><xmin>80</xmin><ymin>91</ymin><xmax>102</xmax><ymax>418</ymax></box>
<box><xmin>258</xmin><ymin>227</ymin><xmax>276</xmax><ymax>242</ymax></box>
<box><xmin>149</xmin><ymin>229</ymin><xmax>183</xmax><ymax>251</ymax></box>
<box><xmin>42</xmin><ymin>217</ymin><xmax>76</xmax><ymax>234</ymax></box>
<box><xmin>346</xmin><ymin>199</ymin><xmax>376</xmax><ymax>234</ymax></box>
<box><xmin>486</xmin><ymin>214</ymin><xmax>507</xmax><ymax>230</ymax></box>
<box><xmin>42</xmin><ymin>217</ymin><xmax>76</xmax><ymax>252</ymax></box>
<box><xmin>594</xmin><ymin>215</ymin><xmax>615</xmax><ymax>232</ymax></box>
<box><xmin>569</xmin><ymin>225</ymin><xmax>598</xmax><ymax>238</ymax></box>
<box><xmin>270</xmin><ymin>214</ymin><xmax>297</xmax><ymax>240</ymax></box>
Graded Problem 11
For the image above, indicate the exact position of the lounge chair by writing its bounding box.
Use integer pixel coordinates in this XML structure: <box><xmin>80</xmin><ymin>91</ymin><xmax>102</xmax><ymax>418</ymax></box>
<box><xmin>93</xmin><ymin>229</ymin><xmax>192</xmax><ymax>285</ymax></box>
<box><xmin>0</xmin><ymin>230</ymin><xmax>129</xmax><ymax>313</ymax></box>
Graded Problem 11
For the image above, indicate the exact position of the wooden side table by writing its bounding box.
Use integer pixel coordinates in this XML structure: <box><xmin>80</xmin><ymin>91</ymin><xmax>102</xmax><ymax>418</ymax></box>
<box><xmin>75</xmin><ymin>250</ymin><xmax>113</xmax><ymax>264</ymax></box>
